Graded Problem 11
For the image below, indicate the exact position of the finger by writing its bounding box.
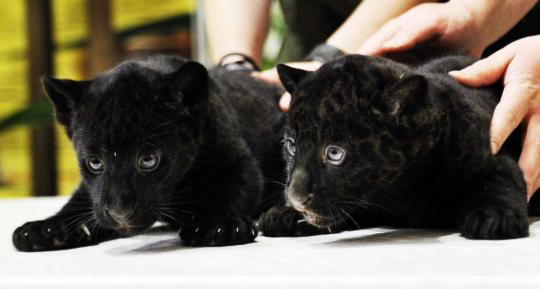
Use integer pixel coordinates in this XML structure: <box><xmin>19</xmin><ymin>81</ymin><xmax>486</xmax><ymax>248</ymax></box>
<box><xmin>381</xmin><ymin>16</ymin><xmax>446</xmax><ymax>52</ymax></box>
<box><xmin>359</xmin><ymin>20</ymin><xmax>401</xmax><ymax>56</ymax></box>
<box><xmin>449</xmin><ymin>44</ymin><xmax>516</xmax><ymax>87</ymax></box>
<box><xmin>519</xmin><ymin>113</ymin><xmax>540</xmax><ymax>198</ymax></box>
<box><xmin>279</xmin><ymin>93</ymin><xmax>290</xmax><ymax>112</ymax></box>
<box><xmin>490</xmin><ymin>82</ymin><xmax>532</xmax><ymax>153</ymax></box>
<box><xmin>252</xmin><ymin>68</ymin><xmax>282</xmax><ymax>86</ymax></box>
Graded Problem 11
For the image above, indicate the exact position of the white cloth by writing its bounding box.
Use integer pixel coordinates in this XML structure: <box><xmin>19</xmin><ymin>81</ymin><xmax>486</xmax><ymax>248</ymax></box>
<box><xmin>1</xmin><ymin>197</ymin><xmax>539</xmax><ymax>289</ymax></box>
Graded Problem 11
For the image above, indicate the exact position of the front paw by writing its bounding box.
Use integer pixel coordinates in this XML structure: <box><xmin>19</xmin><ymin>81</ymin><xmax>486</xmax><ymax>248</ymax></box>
<box><xmin>13</xmin><ymin>219</ymin><xmax>91</xmax><ymax>252</ymax></box>
<box><xmin>258</xmin><ymin>206</ymin><xmax>326</xmax><ymax>237</ymax></box>
<box><xmin>460</xmin><ymin>206</ymin><xmax>529</xmax><ymax>240</ymax></box>
<box><xmin>180</xmin><ymin>216</ymin><xmax>257</xmax><ymax>246</ymax></box>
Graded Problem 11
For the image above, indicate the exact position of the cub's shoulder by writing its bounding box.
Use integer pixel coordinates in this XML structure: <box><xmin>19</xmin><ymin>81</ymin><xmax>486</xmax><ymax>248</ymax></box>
<box><xmin>418</xmin><ymin>55</ymin><xmax>476</xmax><ymax>75</ymax></box>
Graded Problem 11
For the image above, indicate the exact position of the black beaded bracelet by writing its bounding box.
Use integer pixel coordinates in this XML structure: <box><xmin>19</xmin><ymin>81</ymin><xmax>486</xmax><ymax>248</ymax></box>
<box><xmin>305</xmin><ymin>43</ymin><xmax>346</xmax><ymax>63</ymax></box>
<box><xmin>218</xmin><ymin>53</ymin><xmax>261</xmax><ymax>72</ymax></box>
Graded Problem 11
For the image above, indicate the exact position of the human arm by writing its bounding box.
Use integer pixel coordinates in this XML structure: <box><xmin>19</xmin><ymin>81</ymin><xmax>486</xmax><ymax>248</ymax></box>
<box><xmin>359</xmin><ymin>0</ymin><xmax>538</xmax><ymax>56</ymax></box>
<box><xmin>204</xmin><ymin>0</ymin><xmax>272</xmax><ymax>66</ymax></box>
<box><xmin>254</xmin><ymin>0</ymin><xmax>434</xmax><ymax>110</ymax></box>
<box><xmin>327</xmin><ymin>0</ymin><xmax>435</xmax><ymax>53</ymax></box>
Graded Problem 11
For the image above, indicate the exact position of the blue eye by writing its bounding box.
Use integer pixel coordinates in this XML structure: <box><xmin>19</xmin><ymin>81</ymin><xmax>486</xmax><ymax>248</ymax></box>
<box><xmin>87</xmin><ymin>157</ymin><xmax>104</xmax><ymax>173</ymax></box>
<box><xmin>325</xmin><ymin>146</ymin><xmax>346</xmax><ymax>165</ymax></box>
<box><xmin>138</xmin><ymin>154</ymin><xmax>160</xmax><ymax>172</ymax></box>
<box><xmin>285</xmin><ymin>138</ymin><xmax>296</xmax><ymax>156</ymax></box>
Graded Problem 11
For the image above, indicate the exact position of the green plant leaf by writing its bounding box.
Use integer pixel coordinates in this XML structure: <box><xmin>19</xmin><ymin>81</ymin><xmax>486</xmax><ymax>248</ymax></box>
<box><xmin>0</xmin><ymin>101</ymin><xmax>54</xmax><ymax>134</ymax></box>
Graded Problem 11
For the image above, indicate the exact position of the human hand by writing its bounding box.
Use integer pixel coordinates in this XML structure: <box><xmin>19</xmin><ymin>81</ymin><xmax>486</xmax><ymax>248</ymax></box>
<box><xmin>449</xmin><ymin>36</ymin><xmax>540</xmax><ymax>199</ymax></box>
<box><xmin>359</xmin><ymin>2</ymin><xmax>488</xmax><ymax>57</ymax></box>
<box><xmin>252</xmin><ymin>61</ymin><xmax>322</xmax><ymax>111</ymax></box>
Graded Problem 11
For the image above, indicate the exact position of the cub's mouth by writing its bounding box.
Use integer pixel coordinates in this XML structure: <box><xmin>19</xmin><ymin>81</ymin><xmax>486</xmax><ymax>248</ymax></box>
<box><xmin>114</xmin><ymin>224</ymin><xmax>148</xmax><ymax>236</ymax></box>
<box><xmin>296</xmin><ymin>207</ymin><xmax>345</xmax><ymax>228</ymax></box>
<box><xmin>98</xmin><ymin>207</ymin><xmax>157</xmax><ymax>236</ymax></box>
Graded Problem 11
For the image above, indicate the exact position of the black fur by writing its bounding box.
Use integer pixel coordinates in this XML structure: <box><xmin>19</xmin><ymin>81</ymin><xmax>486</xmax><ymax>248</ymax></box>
<box><xmin>260</xmin><ymin>54</ymin><xmax>539</xmax><ymax>240</ymax></box>
<box><xmin>12</xmin><ymin>55</ymin><xmax>286</xmax><ymax>251</ymax></box>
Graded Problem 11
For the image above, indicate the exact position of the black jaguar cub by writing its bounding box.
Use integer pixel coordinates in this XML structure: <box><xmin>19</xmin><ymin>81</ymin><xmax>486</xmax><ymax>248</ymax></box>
<box><xmin>259</xmin><ymin>54</ymin><xmax>540</xmax><ymax>240</ymax></box>
<box><xmin>13</xmin><ymin>55</ymin><xmax>285</xmax><ymax>251</ymax></box>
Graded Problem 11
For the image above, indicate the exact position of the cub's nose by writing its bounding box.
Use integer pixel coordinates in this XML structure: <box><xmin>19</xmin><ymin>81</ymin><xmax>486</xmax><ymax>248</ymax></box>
<box><xmin>289</xmin><ymin>193</ymin><xmax>314</xmax><ymax>211</ymax></box>
<box><xmin>105</xmin><ymin>206</ymin><xmax>135</xmax><ymax>224</ymax></box>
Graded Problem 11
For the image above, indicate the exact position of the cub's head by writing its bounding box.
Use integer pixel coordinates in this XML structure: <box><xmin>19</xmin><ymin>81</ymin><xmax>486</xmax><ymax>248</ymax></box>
<box><xmin>277</xmin><ymin>55</ymin><xmax>442</xmax><ymax>228</ymax></box>
<box><xmin>43</xmin><ymin>59</ymin><xmax>209</xmax><ymax>234</ymax></box>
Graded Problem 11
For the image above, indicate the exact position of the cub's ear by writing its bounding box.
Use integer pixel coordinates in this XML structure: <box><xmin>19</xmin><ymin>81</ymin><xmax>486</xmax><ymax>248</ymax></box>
<box><xmin>169</xmin><ymin>61</ymin><xmax>209</xmax><ymax>106</ymax></box>
<box><xmin>41</xmin><ymin>76</ymin><xmax>89</xmax><ymax>127</ymax></box>
<box><xmin>277</xmin><ymin>64</ymin><xmax>310</xmax><ymax>94</ymax></box>
<box><xmin>372</xmin><ymin>74</ymin><xmax>428</xmax><ymax>121</ymax></box>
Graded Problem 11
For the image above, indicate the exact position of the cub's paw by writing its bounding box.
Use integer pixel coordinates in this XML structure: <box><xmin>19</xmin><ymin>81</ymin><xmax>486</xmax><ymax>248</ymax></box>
<box><xmin>460</xmin><ymin>206</ymin><xmax>529</xmax><ymax>240</ymax></box>
<box><xmin>13</xmin><ymin>219</ymin><xmax>91</xmax><ymax>252</ymax></box>
<box><xmin>179</xmin><ymin>216</ymin><xmax>257</xmax><ymax>246</ymax></box>
<box><xmin>258</xmin><ymin>206</ymin><xmax>327</xmax><ymax>237</ymax></box>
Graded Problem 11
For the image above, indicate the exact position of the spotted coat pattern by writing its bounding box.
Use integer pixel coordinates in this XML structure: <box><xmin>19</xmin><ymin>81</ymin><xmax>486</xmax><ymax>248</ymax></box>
<box><xmin>260</xmin><ymin>54</ymin><xmax>539</xmax><ymax>240</ymax></box>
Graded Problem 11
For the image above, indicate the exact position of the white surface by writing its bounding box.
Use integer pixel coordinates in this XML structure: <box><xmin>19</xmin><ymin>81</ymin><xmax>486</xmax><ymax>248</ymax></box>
<box><xmin>1</xmin><ymin>197</ymin><xmax>539</xmax><ymax>289</ymax></box>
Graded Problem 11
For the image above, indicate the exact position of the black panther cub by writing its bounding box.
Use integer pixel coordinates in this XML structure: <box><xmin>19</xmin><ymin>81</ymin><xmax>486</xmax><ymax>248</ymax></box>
<box><xmin>259</xmin><ymin>54</ymin><xmax>540</xmax><ymax>240</ymax></box>
<box><xmin>13</xmin><ymin>55</ymin><xmax>286</xmax><ymax>251</ymax></box>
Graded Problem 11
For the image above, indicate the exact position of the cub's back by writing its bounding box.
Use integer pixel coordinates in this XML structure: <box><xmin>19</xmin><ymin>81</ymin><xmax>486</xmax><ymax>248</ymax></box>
<box><xmin>418</xmin><ymin>55</ymin><xmax>501</xmax><ymax>126</ymax></box>
<box><xmin>416</xmin><ymin>55</ymin><xmax>521</xmax><ymax>158</ymax></box>
<box><xmin>209</xmin><ymin>68</ymin><xmax>285</xmax><ymax>148</ymax></box>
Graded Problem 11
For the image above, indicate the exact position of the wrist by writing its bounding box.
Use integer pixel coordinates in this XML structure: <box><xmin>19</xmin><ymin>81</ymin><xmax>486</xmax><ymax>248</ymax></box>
<box><xmin>441</xmin><ymin>1</ymin><xmax>491</xmax><ymax>55</ymax></box>
<box><xmin>218</xmin><ymin>53</ymin><xmax>261</xmax><ymax>72</ymax></box>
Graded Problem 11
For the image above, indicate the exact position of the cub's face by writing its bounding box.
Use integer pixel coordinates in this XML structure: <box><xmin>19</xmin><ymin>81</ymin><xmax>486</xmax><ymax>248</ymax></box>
<box><xmin>43</xmin><ymin>61</ymin><xmax>209</xmax><ymax>234</ymax></box>
<box><xmin>277</xmin><ymin>56</ymin><xmax>440</xmax><ymax>228</ymax></box>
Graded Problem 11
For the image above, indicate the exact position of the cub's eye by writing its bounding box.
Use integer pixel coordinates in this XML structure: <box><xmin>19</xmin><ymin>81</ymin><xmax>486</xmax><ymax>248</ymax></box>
<box><xmin>325</xmin><ymin>146</ymin><xmax>346</xmax><ymax>165</ymax></box>
<box><xmin>138</xmin><ymin>154</ymin><xmax>160</xmax><ymax>172</ymax></box>
<box><xmin>86</xmin><ymin>157</ymin><xmax>104</xmax><ymax>174</ymax></box>
<box><xmin>285</xmin><ymin>138</ymin><xmax>296</xmax><ymax>156</ymax></box>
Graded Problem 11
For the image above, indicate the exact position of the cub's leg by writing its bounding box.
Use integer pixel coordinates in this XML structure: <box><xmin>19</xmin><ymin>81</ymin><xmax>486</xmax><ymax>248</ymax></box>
<box><xmin>12</xmin><ymin>185</ymin><xmax>118</xmax><ymax>252</ymax></box>
<box><xmin>458</xmin><ymin>156</ymin><xmax>529</xmax><ymax>240</ymax></box>
<box><xmin>179</xmin><ymin>141</ymin><xmax>263</xmax><ymax>246</ymax></box>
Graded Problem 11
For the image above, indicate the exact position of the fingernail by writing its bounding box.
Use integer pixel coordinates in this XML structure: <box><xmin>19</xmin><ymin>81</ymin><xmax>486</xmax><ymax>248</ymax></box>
<box><xmin>448</xmin><ymin>70</ymin><xmax>465</xmax><ymax>80</ymax></box>
<box><xmin>490</xmin><ymin>141</ymin><xmax>498</xmax><ymax>154</ymax></box>
<box><xmin>449</xmin><ymin>69</ymin><xmax>468</xmax><ymax>78</ymax></box>
<box><xmin>280</xmin><ymin>93</ymin><xmax>290</xmax><ymax>112</ymax></box>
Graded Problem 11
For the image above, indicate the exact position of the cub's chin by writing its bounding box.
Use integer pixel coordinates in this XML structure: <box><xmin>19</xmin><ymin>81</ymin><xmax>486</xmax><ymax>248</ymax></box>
<box><xmin>301</xmin><ymin>210</ymin><xmax>344</xmax><ymax>229</ymax></box>
<box><xmin>113</xmin><ymin>224</ymin><xmax>152</xmax><ymax>236</ymax></box>
<box><xmin>97</xmin><ymin>216</ymin><xmax>157</xmax><ymax>237</ymax></box>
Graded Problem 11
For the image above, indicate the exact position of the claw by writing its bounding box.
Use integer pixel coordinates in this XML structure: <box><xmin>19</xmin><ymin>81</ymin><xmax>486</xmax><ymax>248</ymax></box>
<box><xmin>80</xmin><ymin>224</ymin><xmax>91</xmax><ymax>238</ymax></box>
<box><xmin>53</xmin><ymin>238</ymin><xmax>66</xmax><ymax>248</ymax></box>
